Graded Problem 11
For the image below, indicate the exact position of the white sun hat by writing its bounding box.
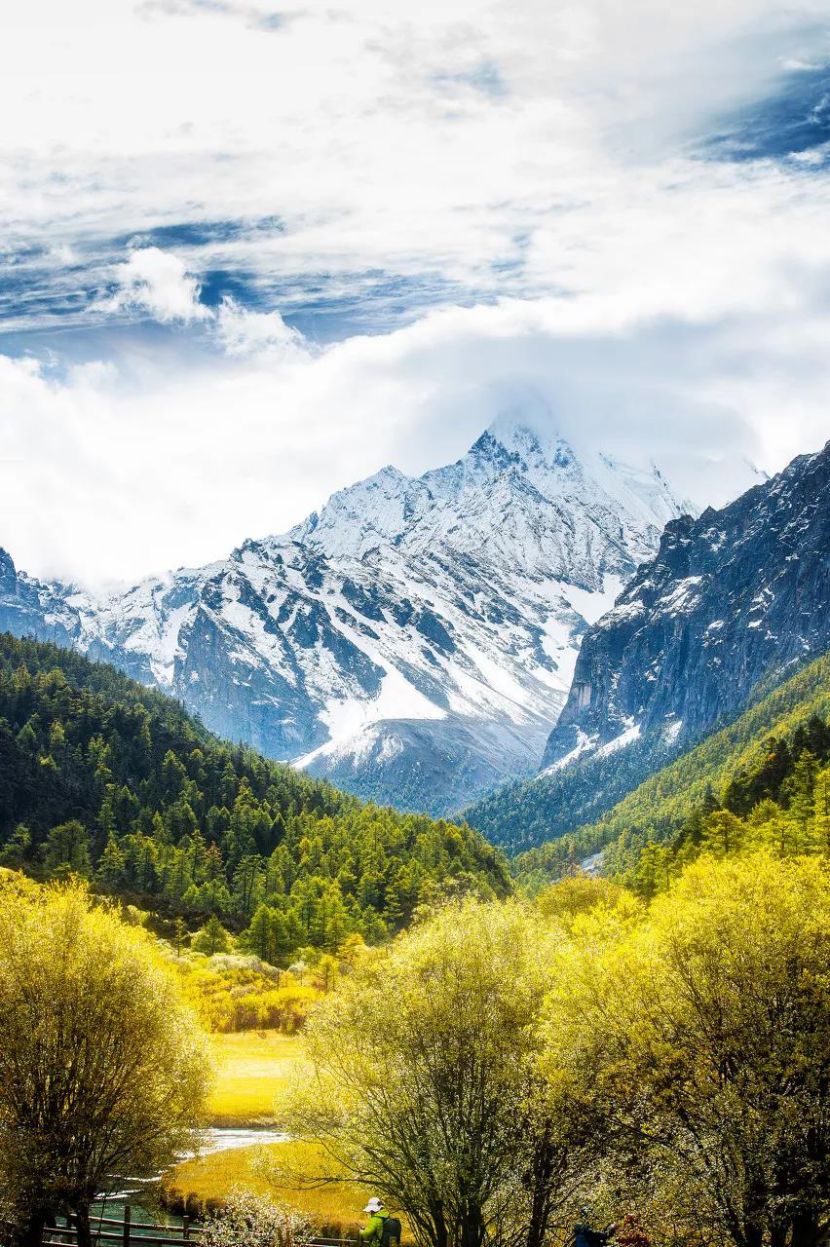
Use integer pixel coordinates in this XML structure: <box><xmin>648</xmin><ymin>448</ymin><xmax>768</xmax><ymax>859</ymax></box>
<box><xmin>364</xmin><ymin>1198</ymin><xmax>384</xmax><ymax>1214</ymax></box>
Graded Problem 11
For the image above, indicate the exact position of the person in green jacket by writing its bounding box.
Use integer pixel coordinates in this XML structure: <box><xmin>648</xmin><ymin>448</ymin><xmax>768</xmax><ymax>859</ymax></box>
<box><xmin>360</xmin><ymin>1198</ymin><xmax>389</xmax><ymax>1245</ymax></box>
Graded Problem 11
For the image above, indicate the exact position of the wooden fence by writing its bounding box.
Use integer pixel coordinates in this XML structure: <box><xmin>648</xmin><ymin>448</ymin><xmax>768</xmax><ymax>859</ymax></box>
<box><xmin>43</xmin><ymin>1209</ymin><xmax>197</xmax><ymax>1247</ymax></box>
<box><xmin>0</xmin><ymin>1206</ymin><xmax>358</xmax><ymax>1247</ymax></box>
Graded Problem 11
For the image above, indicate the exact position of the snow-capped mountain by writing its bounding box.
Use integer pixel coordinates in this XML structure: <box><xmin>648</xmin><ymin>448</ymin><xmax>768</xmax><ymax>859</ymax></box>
<box><xmin>542</xmin><ymin>438</ymin><xmax>830</xmax><ymax>779</ymax></box>
<box><xmin>0</xmin><ymin>419</ymin><xmax>689</xmax><ymax>814</ymax></box>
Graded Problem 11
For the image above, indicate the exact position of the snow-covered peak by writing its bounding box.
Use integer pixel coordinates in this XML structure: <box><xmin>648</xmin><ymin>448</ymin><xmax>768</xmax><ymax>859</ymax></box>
<box><xmin>0</xmin><ymin>416</ymin><xmax>695</xmax><ymax>816</ymax></box>
<box><xmin>292</xmin><ymin>463</ymin><xmax>414</xmax><ymax>558</ymax></box>
<box><xmin>592</xmin><ymin>452</ymin><xmax>690</xmax><ymax>533</ymax></box>
<box><xmin>482</xmin><ymin>413</ymin><xmax>573</xmax><ymax>463</ymax></box>
<box><xmin>481</xmin><ymin>416</ymin><xmax>688</xmax><ymax>525</ymax></box>
<box><xmin>276</xmin><ymin>418</ymin><xmax>689</xmax><ymax>576</ymax></box>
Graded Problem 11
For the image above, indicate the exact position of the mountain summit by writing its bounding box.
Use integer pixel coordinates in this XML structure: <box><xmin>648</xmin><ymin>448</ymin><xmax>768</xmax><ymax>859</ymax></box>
<box><xmin>465</xmin><ymin>439</ymin><xmax>830</xmax><ymax>856</ymax></box>
<box><xmin>0</xmin><ymin>420</ymin><xmax>688</xmax><ymax>814</ymax></box>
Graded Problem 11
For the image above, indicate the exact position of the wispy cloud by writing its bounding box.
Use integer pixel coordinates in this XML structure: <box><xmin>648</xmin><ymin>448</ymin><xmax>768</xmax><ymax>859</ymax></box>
<box><xmin>135</xmin><ymin>0</ymin><xmax>290</xmax><ymax>32</ymax></box>
<box><xmin>2</xmin><ymin>0</ymin><xmax>827</xmax><ymax>342</ymax></box>
<box><xmin>214</xmin><ymin>296</ymin><xmax>308</xmax><ymax>356</ymax></box>
<box><xmin>707</xmin><ymin>60</ymin><xmax>830</xmax><ymax>161</ymax></box>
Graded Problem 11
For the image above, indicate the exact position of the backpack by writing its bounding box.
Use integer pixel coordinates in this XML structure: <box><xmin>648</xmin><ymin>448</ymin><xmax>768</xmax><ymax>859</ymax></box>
<box><xmin>574</xmin><ymin>1228</ymin><xmax>609</xmax><ymax>1247</ymax></box>
<box><xmin>381</xmin><ymin>1216</ymin><xmax>402</xmax><ymax>1247</ymax></box>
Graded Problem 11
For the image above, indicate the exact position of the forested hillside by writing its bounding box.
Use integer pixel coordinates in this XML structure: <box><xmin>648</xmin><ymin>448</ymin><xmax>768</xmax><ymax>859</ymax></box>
<box><xmin>465</xmin><ymin>731</ymin><xmax>678</xmax><ymax>854</ymax></box>
<box><xmin>515</xmin><ymin>647</ymin><xmax>830</xmax><ymax>888</ymax></box>
<box><xmin>607</xmin><ymin>714</ymin><xmax>830</xmax><ymax>897</ymax></box>
<box><xmin>0</xmin><ymin>634</ymin><xmax>510</xmax><ymax>958</ymax></box>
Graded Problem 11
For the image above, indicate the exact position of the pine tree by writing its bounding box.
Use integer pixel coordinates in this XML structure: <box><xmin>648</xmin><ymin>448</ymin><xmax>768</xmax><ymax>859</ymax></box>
<box><xmin>0</xmin><ymin>824</ymin><xmax>31</xmax><ymax>869</ymax></box>
<box><xmin>242</xmin><ymin>904</ymin><xmax>275</xmax><ymax>963</ymax></box>
<box><xmin>97</xmin><ymin>832</ymin><xmax>126</xmax><ymax>890</ymax></box>
<box><xmin>193</xmin><ymin>914</ymin><xmax>232</xmax><ymax>956</ymax></box>
<box><xmin>814</xmin><ymin>765</ymin><xmax>830</xmax><ymax>852</ymax></box>
<box><xmin>784</xmin><ymin>750</ymin><xmax>819</xmax><ymax>853</ymax></box>
<box><xmin>233</xmin><ymin>854</ymin><xmax>264</xmax><ymax>918</ymax></box>
<box><xmin>44</xmin><ymin>821</ymin><xmax>92</xmax><ymax>879</ymax></box>
<box><xmin>173</xmin><ymin>916</ymin><xmax>187</xmax><ymax>957</ymax></box>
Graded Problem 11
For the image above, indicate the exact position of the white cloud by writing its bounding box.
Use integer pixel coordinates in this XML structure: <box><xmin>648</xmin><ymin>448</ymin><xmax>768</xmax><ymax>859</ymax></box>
<box><xmin>1</xmin><ymin>0</ymin><xmax>830</xmax><ymax>585</ymax></box>
<box><xmin>214</xmin><ymin>297</ymin><xmax>309</xmax><ymax>357</ymax></box>
<box><xmin>1</xmin><ymin>0</ymin><xmax>828</xmax><ymax>311</ymax></box>
<box><xmin>98</xmin><ymin>247</ymin><xmax>212</xmax><ymax>323</ymax></box>
<box><xmin>94</xmin><ymin>247</ymin><xmax>312</xmax><ymax>357</ymax></box>
<box><xmin>1</xmin><ymin>291</ymin><xmax>829</xmax><ymax>588</ymax></box>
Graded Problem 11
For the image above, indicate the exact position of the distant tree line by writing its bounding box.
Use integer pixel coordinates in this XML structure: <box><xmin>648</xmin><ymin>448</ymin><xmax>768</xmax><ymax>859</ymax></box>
<box><xmin>0</xmin><ymin>634</ymin><xmax>510</xmax><ymax>962</ymax></box>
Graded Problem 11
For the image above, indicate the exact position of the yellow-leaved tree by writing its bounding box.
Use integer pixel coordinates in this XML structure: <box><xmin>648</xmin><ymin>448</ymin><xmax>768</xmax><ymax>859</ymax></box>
<box><xmin>544</xmin><ymin>852</ymin><xmax>830</xmax><ymax>1247</ymax></box>
<box><xmin>286</xmin><ymin>898</ymin><xmax>595</xmax><ymax>1247</ymax></box>
<box><xmin>0</xmin><ymin>876</ymin><xmax>211</xmax><ymax>1247</ymax></box>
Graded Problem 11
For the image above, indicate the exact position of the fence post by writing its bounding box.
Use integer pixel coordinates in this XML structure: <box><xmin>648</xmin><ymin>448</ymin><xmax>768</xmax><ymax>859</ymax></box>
<box><xmin>182</xmin><ymin>1217</ymin><xmax>190</xmax><ymax>1243</ymax></box>
<box><xmin>122</xmin><ymin>1204</ymin><xmax>131</xmax><ymax>1247</ymax></box>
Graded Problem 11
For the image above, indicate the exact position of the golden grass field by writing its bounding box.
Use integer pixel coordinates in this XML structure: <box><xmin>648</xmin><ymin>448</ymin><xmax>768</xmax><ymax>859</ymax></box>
<box><xmin>168</xmin><ymin>1139</ymin><xmax>366</xmax><ymax>1234</ymax></box>
<box><xmin>165</xmin><ymin>1031</ymin><xmax>368</xmax><ymax>1232</ymax></box>
<box><xmin>204</xmin><ymin>1031</ymin><xmax>308</xmax><ymax>1126</ymax></box>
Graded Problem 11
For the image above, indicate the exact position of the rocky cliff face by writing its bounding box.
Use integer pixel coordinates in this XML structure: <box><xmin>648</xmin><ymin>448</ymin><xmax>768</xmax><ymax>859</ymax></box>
<box><xmin>0</xmin><ymin>550</ymin><xmax>80</xmax><ymax>650</ymax></box>
<box><xmin>0</xmin><ymin>418</ymin><xmax>687</xmax><ymax>815</ymax></box>
<box><xmin>542</xmin><ymin>439</ymin><xmax>830</xmax><ymax>776</ymax></box>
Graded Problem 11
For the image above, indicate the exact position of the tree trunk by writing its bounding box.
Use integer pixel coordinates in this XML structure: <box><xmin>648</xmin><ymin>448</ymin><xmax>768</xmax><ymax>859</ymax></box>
<box><xmin>744</xmin><ymin>1224</ymin><xmax>764</xmax><ymax>1247</ymax></box>
<box><xmin>459</xmin><ymin>1204</ymin><xmax>484</xmax><ymax>1247</ymax></box>
<box><xmin>73</xmin><ymin>1202</ymin><xmax>92</xmax><ymax>1247</ymax></box>
<box><xmin>792</xmin><ymin>1211</ymin><xmax>822</xmax><ymax>1247</ymax></box>
<box><xmin>426</xmin><ymin>1199</ymin><xmax>449</xmax><ymax>1247</ymax></box>
<box><xmin>525</xmin><ymin>1122</ymin><xmax>558</xmax><ymax>1247</ymax></box>
<box><xmin>16</xmin><ymin>1209</ymin><xmax>47</xmax><ymax>1247</ymax></box>
<box><xmin>769</xmin><ymin>1223</ymin><xmax>789</xmax><ymax>1247</ymax></box>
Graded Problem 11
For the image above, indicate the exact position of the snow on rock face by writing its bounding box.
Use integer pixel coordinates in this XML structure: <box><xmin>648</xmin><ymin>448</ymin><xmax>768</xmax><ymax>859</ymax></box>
<box><xmin>542</xmin><ymin>438</ymin><xmax>830</xmax><ymax>779</ymax></box>
<box><xmin>0</xmin><ymin>420</ymin><xmax>688</xmax><ymax>815</ymax></box>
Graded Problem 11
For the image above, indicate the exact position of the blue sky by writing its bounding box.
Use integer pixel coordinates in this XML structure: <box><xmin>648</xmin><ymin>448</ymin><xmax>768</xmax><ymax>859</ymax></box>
<box><xmin>2</xmin><ymin>0</ymin><xmax>830</xmax><ymax>584</ymax></box>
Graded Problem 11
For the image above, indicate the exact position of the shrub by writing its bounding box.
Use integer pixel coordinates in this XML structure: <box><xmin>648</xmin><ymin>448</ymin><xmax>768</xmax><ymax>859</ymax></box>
<box><xmin>201</xmin><ymin>1192</ymin><xmax>312</xmax><ymax>1247</ymax></box>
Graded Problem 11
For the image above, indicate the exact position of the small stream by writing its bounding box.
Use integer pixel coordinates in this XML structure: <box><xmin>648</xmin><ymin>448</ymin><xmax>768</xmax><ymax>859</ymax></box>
<box><xmin>102</xmin><ymin>1127</ymin><xmax>290</xmax><ymax>1223</ymax></box>
<box><xmin>193</xmin><ymin>1127</ymin><xmax>289</xmax><ymax>1157</ymax></box>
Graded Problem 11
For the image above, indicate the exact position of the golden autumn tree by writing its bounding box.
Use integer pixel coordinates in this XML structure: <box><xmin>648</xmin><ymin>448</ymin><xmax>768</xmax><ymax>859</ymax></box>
<box><xmin>288</xmin><ymin>898</ymin><xmax>592</xmax><ymax>1247</ymax></box>
<box><xmin>544</xmin><ymin>853</ymin><xmax>830</xmax><ymax>1247</ymax></box>
<box><xmin>0</xmin><ymin>877</ymin><xmax>210</xmax><ymax>1247</ymax></box>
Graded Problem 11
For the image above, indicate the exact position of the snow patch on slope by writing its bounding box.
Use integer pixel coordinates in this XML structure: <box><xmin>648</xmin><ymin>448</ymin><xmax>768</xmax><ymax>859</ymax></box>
<box><xmin>296</xmin><ymin>667</ymin><xmax>445</xmax><ymax>769</ymax></box>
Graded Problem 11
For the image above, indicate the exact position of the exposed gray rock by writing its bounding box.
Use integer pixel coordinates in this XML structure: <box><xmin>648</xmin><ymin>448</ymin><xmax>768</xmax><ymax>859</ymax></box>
<box><xmin>543</xmin><ymin>439</ymin><xmax>830</xmax><ymax>773</ymax></box>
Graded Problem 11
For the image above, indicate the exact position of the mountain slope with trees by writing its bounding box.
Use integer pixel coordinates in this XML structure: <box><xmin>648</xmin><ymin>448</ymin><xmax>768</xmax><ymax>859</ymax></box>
<box><xmin>514</xmin><ymin>645</ymin><xmax>830</xmax><ymax>888</ymax></box>
<box><xmin>0</xmin><ymin>633</ymin><xmax>510</xmax><ymax>959</ymax></box>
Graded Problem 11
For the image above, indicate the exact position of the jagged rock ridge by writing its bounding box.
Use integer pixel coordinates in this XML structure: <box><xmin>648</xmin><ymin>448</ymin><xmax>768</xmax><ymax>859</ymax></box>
<box><xmin>542</xmin><ymin>438</ymin><xmax>830</xmax><ymax>778</ymax></box>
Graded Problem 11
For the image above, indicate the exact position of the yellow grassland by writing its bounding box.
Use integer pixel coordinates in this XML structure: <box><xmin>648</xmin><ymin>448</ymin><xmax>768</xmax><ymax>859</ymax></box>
<box><xmin>165</xmin><ymin>1031</ymin><xmax>376</xmax><ymax>1233</ymax></box>
<box><xmin>204</xmin><ymin>1031</ymin><xmax>308</xmax><ymax>1126</ymax></box>
<box><xmin>168</xmin><ymin>1139</ymin><xmax>366</xmax><ymax>1234</ymax></box>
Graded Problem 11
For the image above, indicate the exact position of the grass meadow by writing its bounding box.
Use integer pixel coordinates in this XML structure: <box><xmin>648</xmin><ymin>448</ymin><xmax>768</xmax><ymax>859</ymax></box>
<box><xmin>204</xmin><ymin>1031</ymin><xmax>308</xmax><ymax>1126</ymax></box>
<box><xmin>165</xmin><ymin>1031</ymin><xmax>368</xmax><ymax>1233</ymax></box>
<box><xmin>168</xmin><ymin>1139</ymin><xmax>365</xmax><ymax>1233</ymax></box>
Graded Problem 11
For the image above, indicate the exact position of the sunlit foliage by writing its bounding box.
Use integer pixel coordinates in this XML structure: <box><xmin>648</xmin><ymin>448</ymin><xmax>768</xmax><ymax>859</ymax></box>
<box><xmin>0</xmin><ymin>877</ymin><xmax>209</xmax><ymax>1247</ymax></box>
